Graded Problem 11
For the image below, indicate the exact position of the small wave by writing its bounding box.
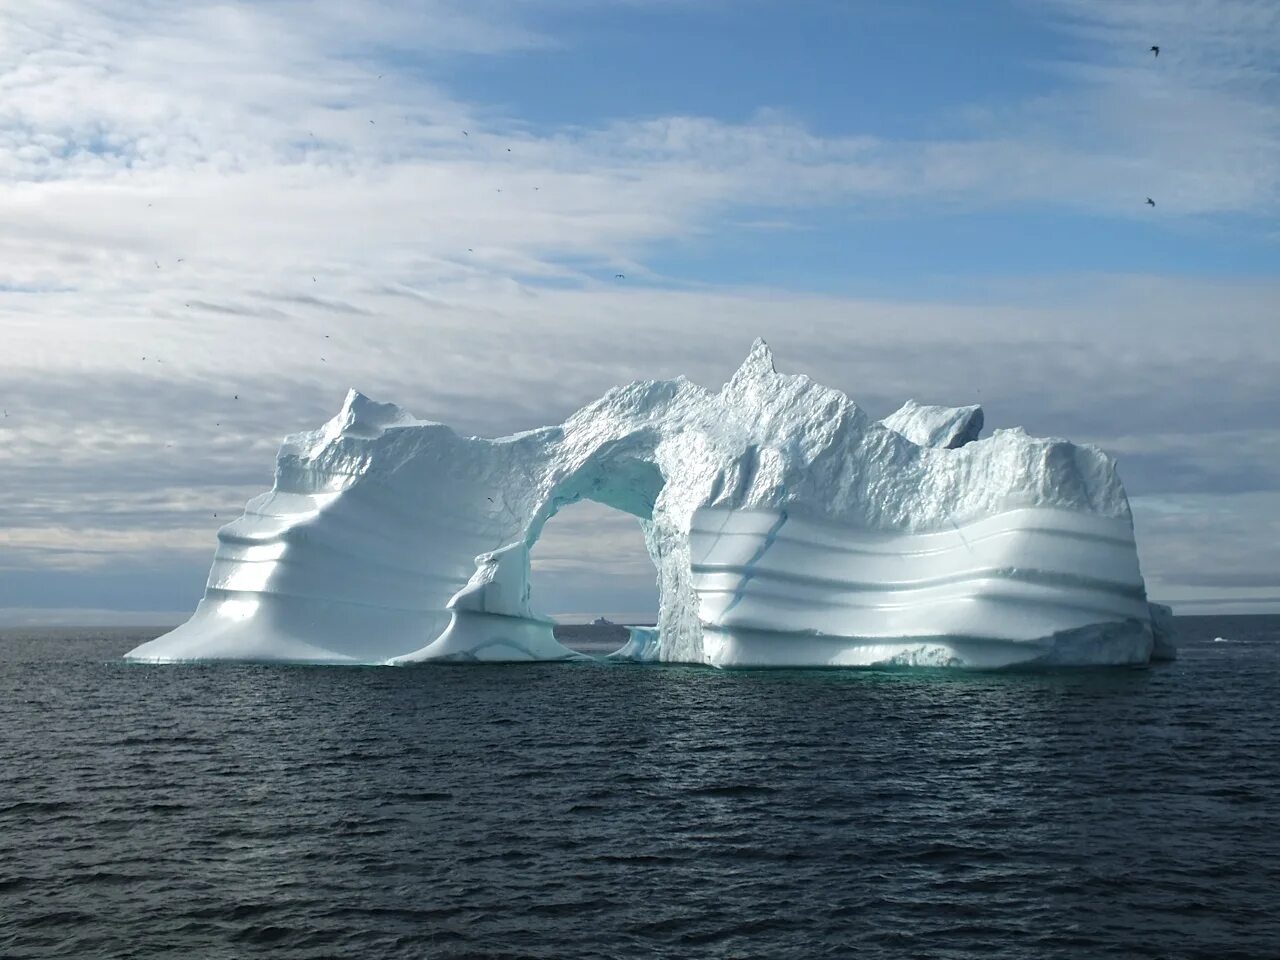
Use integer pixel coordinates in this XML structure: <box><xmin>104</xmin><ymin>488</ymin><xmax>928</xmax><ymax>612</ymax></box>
<box><xmin>112</xmin><ymin>734</ymin><xmax>212</xmax><ymax>747</ymax></box>
<box><xmin>145</xmin><ymin>802</ymin><xmax>189</xmax><ymax>814</ymax></box>
<box><xmin>70</xmin><ymin>870</ymin><xmax>147</xmax><ymax>887</ymax></box>
<box><xmin>684</xmin><ymin>783</ymin><xmax>777</xmax><ymax>798</ymax></box>
<box><xmin>377</xmin><ymin>791</ymin><xmax>453</xmax><ymax>804</ymax></box>
<box><xmin>230</xmin><ymin>924</ymin><xmax>305</xmax><ymax>946</ymax></box>
<box><xmin>16</xmin><ymin>909</ymin><xmax>95</xmax><ymax>929</ymax></box>
<box><xmin>891</xmin><ymin>842</ymin><xmax>1013</xmax><ymax>865</ymax></box>
<box><xmin>598</xmin><ymin>852</ymin><xmax>684</xmax><ymax>865</ymax></box>
<box><xmin>180</xmin><ymin>901</ymin><xmax>278</xmax><ymax>922</ymax></box>
<box><xmin>0</xmin><ymin>800</ymin><xmax>73</xmax><ymax>816</ymax></box>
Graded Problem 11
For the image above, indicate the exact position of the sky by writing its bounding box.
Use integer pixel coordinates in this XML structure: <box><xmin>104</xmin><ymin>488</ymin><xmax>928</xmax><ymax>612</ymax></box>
<box><xmin>1</xmin><ymin>0</ymin><xmax>1278</xmax><ymax>626</ymax></box>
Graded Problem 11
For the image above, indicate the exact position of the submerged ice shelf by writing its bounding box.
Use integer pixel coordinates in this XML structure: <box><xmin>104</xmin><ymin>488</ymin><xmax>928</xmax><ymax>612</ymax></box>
<box><xmin>127</xmin><ymin>340</ymin><xmax>1175</xmax><ymax>668</ymax></box>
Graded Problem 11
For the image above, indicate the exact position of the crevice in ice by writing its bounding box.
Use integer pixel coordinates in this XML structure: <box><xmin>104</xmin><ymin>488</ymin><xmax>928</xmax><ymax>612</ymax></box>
<box><xmin>719</xmin><ymin>509</ymin><xmax>789</xmax><ymax>616</ymax></box>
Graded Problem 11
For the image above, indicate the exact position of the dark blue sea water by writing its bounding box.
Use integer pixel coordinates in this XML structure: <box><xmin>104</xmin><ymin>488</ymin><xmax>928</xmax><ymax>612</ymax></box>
<box><xmin>2</xmin><ymin>616</ymin><xmax>1278</xmax><ymax>959</ymax></box>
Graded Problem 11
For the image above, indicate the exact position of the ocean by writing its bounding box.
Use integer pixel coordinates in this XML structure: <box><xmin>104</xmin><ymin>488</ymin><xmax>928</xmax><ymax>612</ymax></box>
<box><xmin>2</xmin><ymin>615</ymin><xmax>1278</xmax><ymax>959</ymax></box>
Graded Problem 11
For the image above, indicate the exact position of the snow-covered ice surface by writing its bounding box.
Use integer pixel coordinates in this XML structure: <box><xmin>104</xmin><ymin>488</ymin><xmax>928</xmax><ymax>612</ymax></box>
<box><xmin>126</xmin><ymin>340</ymin><xmax>1176</xmax><ymax>668</ymax></box>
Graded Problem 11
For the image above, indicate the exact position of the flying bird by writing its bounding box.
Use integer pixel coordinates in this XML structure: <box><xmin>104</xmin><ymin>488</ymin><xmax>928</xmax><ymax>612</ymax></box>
<box><xmin>1146</xmin><ymin>197</ymin><xmax>1156</xmax><ymax>206</ymax></box>
<box><xmin>1150</xmin><ymin>45</ymin><xmax>1159</xmax><ymax>57</ymax></box>
<box><xmin>462</xmin><ymin>130</ymin><xmax>469</xmax><ymax>136</ymax></box>
<box><xmin>615</xmin><ymin>273</ymin><xmax>625</xmax><ymax>279</ymax></box>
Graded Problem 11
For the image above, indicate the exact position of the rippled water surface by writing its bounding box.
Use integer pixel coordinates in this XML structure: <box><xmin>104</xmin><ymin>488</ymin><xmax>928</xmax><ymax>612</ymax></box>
<box><xmin>3</xmin><ymin>616</ymin><xmax>1279</xmax><ymax>959</ymax></box>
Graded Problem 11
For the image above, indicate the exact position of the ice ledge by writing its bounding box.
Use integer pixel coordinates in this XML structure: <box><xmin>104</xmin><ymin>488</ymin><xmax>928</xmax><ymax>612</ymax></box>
<box><xmin>881</xmin><ymin>398</ymin><xmax>984</xmax><ymax>449</ymax></box>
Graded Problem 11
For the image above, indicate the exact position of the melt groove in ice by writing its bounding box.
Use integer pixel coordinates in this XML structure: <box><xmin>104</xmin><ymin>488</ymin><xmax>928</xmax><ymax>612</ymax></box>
<box><xmin>126</xmin><ymin>340</ymin><xmax>1176</xmax><ymax>668</ymax></box>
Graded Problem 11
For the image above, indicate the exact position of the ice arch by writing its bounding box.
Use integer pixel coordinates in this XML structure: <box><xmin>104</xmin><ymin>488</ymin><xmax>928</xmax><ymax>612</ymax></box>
<box><xmin>393</xmin><ymin>447</ymin><xmax>669</xmax><ymax>664</ymax></box>
<box><xmin>126</xmin><ymin>340</ymin><xmax>1175</xmax><ymax>667</ymax></box>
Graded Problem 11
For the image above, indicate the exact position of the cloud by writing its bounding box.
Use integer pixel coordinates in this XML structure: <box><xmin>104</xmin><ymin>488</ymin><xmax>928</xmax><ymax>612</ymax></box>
<box><xmin>1130</xmin><ymin>491</ymin><xmax>1280</xmax><ymax>608</ymax></box>
<box><xmin>1099</xmin><ymin>429</ymin><xmax>1280</xmax><ymax>495</ymax></box>
<box><xmin>531</xmin><ymin>499</ymin><xmax>659</xmax><ymax>618</ymax></box>
<box><xmin>3</xmin><ymin>0</ymin><xmax>1277</xmax><ymax>304</ymax></box>
<box><xmin>1037</xmin><ymin>1</ymin><xmax>1280</xmax><ymax>212</ymax></box>
<box><xmin>1</xmin><ymin>0</ymin><xmax>1277</xmax><ymax>617</ymax></box>
<box><xmin>0</xmin><ymin>608</ymin><xmax>184</xmax><ymax>628</ymax></box>
<box><xmin>1165</xmin><ymin>573</ymin><xmax>1280</xmax><ymax>588</ymax></box>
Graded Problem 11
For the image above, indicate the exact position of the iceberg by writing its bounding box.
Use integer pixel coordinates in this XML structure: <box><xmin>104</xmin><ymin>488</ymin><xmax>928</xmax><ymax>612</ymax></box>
<box><xmin>126</xmin><ymin>340</ymin><xmax>1175</xmax><ymax>667</ymax></box>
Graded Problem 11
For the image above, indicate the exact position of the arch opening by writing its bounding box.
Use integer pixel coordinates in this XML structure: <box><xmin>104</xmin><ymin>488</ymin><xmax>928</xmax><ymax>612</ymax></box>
<box><xmin>526</xmin><ymin>454</ymin><xmax>665</xmax><ymax>659</ymax></box>
<box><xmin>529</xmin><ymin>498</ymin><xmax>660</xmax><ymax>658</ymax></box>
<box><xmin>390</xmin><ymin>448</ymin><xmax>670</xmax><ymax>664</ymax></box>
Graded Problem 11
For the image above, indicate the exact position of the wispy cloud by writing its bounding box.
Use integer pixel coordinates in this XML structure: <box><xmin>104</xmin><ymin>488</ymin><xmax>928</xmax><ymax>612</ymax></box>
<box><xmin>3</xmin><ymin>0</ymin><xmax>1277</xmax><ymax>306</ymax></box>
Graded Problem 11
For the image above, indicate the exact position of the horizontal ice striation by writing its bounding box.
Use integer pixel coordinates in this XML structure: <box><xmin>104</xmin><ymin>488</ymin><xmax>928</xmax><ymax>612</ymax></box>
<box><xmin>126</xmin><ymin>339</ymin><xmax>1175</xmax><ymax>667</ymax></box>
<box><xmin>691</xmin><ymin>507</ymin><xmax>1154</xmax><ymax>667</ymax></box>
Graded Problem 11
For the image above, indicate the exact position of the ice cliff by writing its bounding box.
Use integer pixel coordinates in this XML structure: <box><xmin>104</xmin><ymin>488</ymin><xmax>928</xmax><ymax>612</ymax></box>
<box><xmin>126</xmin><ymin>340</ymin><xmax>1175</xmax><ymax>668</ymax></box>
